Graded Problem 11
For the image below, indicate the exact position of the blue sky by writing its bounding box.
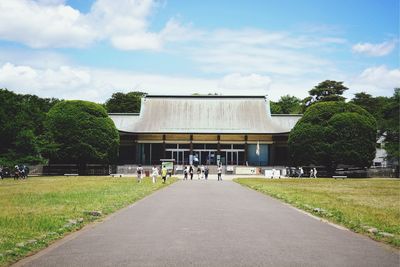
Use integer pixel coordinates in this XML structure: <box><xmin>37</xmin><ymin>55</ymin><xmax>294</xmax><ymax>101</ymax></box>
<box><xmin>0</xmin><ymin>0</ymin><xmax>398</xmax><ymax>102</ymax></box>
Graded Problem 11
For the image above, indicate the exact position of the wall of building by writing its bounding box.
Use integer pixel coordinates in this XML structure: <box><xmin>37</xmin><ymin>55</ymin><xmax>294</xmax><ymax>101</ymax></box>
<box><xmin>117</xmin><ymin>133</ymin><xmax>288</xmax><ymax>166</ymax></box>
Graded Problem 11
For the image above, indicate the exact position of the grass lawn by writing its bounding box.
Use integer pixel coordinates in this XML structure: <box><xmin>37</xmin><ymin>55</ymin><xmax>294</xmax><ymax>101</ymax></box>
<box><xmin>0</xmin><ymin>176</ymin><xmax>176</xmax><ymax>266</ymax></box>
<box><xmin>234</xmin><ymin>178</ymin><xmax>400</xmax><ymax>248</ymax></box>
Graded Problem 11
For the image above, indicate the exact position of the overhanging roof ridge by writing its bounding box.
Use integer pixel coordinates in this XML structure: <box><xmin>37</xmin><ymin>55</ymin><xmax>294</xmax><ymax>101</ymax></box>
<box><xmin>145</xmin><ymin>95</ymin><xmax>266</xmax><ymax>99</ymax></box>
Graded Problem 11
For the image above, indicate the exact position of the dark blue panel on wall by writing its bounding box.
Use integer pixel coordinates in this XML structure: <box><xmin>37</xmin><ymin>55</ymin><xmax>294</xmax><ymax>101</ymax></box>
<box><xmin>247</xmin><ymin>144</ymin><xmax>269</xmax><ymax>166</ymax></box>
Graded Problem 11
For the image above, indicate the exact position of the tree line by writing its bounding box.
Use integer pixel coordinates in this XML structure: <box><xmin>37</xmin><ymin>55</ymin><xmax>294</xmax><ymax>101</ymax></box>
<box><xmin>0</xmin><ymin>80</ymin><xmax>398</xmax><ymax>173</ymax></box>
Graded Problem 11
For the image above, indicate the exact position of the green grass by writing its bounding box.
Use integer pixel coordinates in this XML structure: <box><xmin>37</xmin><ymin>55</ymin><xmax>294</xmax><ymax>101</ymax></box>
<box><xmin>234</xmin><ymin>178</ymin><xmax>400</xmax><ymax>248</ymax></box>
<box><xmin>0</xmin><ymin>176</ymin><xmax>176</xmax><ymax>266</ymax></box>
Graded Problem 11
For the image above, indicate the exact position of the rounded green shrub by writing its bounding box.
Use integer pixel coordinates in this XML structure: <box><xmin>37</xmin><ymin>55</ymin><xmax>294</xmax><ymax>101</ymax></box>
<box><xmin>46</xmin><ymin>100</ymin><xmax>119</xmax><ymax>165</ymax></box>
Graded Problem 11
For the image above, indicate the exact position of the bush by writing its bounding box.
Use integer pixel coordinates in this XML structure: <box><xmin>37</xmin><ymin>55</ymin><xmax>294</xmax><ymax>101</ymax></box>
<box><xmin>288</xmin><ymin>101</ymin><xmax>377</xmax><ymax>174</ymax></box>
<box><xmin>46</xmin><ymin>100</ymin><xmax>120</xmax><ymax>168</ymax></box>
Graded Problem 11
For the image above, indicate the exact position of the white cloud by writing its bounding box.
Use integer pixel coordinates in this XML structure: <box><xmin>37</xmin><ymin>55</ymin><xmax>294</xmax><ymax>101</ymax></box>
<box><xmin>0</xmin><ymin>0</ymin><xmax>170</xmax><ymax>50</ymax></box>
<box><xmin>348</xmin><ymin>65</ymin><xmax>400</xmax><ymax>96</ymax></box>
<box><xmin>0</xmin><ymin>62</ymin><xmax>91</xmax><ymax>98</ymax></box>
<box><xmin>0</xmin><ymin>0</ymin><xmax>96</xmax><ymax>48</ymax></box>
<box><xmin>218</xmin><ymin>73</ymin><xmax>271</xmax><ymax>92</ymax></box>
<box><xmin>3</xmin><ymin>61</ymin><xmax>396</xmax><ymax>103</ymax></box>
<box><xmin>0</xmin><ymin>62</ymin><xmax>280</xmax><ymax>101</ymax></box>
<box><xmin>0</xmin><ymin>62</ymin><xmax>215</xmax><ymax>101</ymax></box>
<box><xmin>186</xmin><ymin>28</ymin><xmax>335</xmax><ymax>76</ymax></box>
<box><xmin>35</xmin><ymin>0</ymin><xmax>66</xmax><ymax>5</ymax></box>
<box><xmin>111</xmin><ymin>33</ymin><xmax>162</xmax><ymax>51</ymax></box>
<box><xmin>352</xmin><ymin>41</ymin><xmax>396</xmax><ymax>57</ymax></box>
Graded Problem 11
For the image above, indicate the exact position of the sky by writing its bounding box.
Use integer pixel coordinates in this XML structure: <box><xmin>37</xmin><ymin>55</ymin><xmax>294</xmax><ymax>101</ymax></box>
<box><xmin>0</xmin><ymin>0</ymin><xmax>398</xmax><ymax>102</ymax></box>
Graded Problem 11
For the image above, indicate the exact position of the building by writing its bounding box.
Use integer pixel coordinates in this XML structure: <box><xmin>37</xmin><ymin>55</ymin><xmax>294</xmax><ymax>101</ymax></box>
<box><xmin>109</xmin><ymin>95</ymin><xmax>302</xmax><ymax>167</ymax></box>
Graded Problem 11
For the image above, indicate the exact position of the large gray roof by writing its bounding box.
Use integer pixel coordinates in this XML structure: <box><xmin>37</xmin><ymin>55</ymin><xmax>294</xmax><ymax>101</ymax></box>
<box><xmin>271</xmin><ymin>114</ymin><xmax>302</xmax><ymax>132</ymax></box>
<box><xmin>109</xmin><ymin>95</ymin><xmax>300</xmax><ymax>134</ymax></box>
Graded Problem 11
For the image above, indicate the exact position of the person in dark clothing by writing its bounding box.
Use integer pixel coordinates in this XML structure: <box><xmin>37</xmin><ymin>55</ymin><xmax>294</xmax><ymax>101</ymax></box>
<box><xmin>189</xmin><ymin>165</ymin><xmax>194</xmax><ymax>180</ymax></box>
<box><xmin>204</xmin><ymin>165</ymin><xmax>209</xmax><ymax>180</ymax></box>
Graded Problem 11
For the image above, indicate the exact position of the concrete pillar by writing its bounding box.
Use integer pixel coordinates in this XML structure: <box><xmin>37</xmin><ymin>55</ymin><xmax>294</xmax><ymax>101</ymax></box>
<box><xmin>244</xmin><ymin>135</ymin><xmax>248</xmax><ymax>165</ymax></box>
<box><xmin>189</xmin><ymin>134</ymin><xmax>193</xmax><ymax>154</ymax></box>
<box><xmin>217</xmin><ymin>134</ymin><xmax>221</xmax><ymax>154</ymax></box>
<box><xmin>162</xmin><ymin>134</ymin><xmax>166</xmax><ymax>159</ymax></box>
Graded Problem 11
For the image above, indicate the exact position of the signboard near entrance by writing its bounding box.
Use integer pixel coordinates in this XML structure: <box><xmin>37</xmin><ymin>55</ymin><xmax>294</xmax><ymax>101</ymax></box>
<box><xmin>160</xmin><ymin>159</ymin><xmax>174</xmax><ymax>175</ymax></box>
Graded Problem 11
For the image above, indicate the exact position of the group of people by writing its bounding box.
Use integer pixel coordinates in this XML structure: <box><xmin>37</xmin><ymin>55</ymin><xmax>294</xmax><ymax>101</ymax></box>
<box><xmin>135</xmin><ymin>164</ymin><xmax>224</xmax><ymax>183</ymax></box>
<box><xmin>182</xmin><ymin>164</ymin><xmax>223</xmax><ymax>181</ymax></box>
<box><xmin>183</xmin><ymin>165</ymin><xmax>209</xmax><ymax>180</ymax></box>
<box><xmin>0</xmin><ymin>165</ymin><xmax>29</xmax><ymax>179</ymax></box>
<box><xmin>296</xmin><ymin>167</ymin><xmax>318</xmax><ymax>178</ymax></box>
<box><xmin>136</xmin><ymin>164</ymin><xmax>169</xmax><ymax>184</ymax></box>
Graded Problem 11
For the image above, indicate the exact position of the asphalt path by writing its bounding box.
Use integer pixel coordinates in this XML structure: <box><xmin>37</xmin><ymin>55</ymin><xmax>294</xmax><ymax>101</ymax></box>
<box><xmin>16</xmin><ymin>180</ymin><xmax>399</xmax><ymax>267</ymax></box>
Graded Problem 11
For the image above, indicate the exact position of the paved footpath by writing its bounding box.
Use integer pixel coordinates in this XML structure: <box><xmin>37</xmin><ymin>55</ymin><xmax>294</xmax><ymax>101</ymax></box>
<box><xmin>16</xmin><ymin>180</ymin><xmax>399</xmax><ymax>267</ymax></box>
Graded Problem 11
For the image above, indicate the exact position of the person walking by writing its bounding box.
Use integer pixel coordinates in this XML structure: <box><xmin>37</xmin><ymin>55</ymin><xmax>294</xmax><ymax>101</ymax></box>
<box><xmin>136</xmin><ymin>164</ymin><xmax>143</xmax><ymax>183</ymax></box>
<box><xmin>313</xmin><ymin>168</ymin><xmax>318</xmax><ymax>178</ymax></box>
<box><xmin>201</xmin><ymin>165</ymin><xmax>205</xmax><ymax>179</ymax></box>
<box><xmin>217</xmin><ymin>164</ymin><xmax>222</xmax><ymax>181</ymax></box>
<box><xmin>309</xmin><ymin>168</ymin><xmax>314</xmax><ymax>178</ymax></box>
<box><xmin>189</xmin><ymin>165</ymin><xmax>194</xmax><ymax>180</ymax></box>
<box><xmin>183</xmin><ymin>166</ymin><xmax>188</xmax><ymax>180</ymax></box>
<box><xmin>298</xmin><ymin>167</ymin><xmax>304</xmax><ymax>178</ymax></box>
<box><xmin>204</xmin><ymin>165</ymin><xmax>209</xmax><ymax>180</ymax></box>
<box><xmin>161</xmin><ymin>165</ymin><xmax>168</xmax><ymax>184</ymax></box>
<box><xmin>151</xmin><ymin>165</ymin><xmax>158</xmax><ymax>183</ymax></box>
<box><xmin>197</xmin><ymin>166</ymin><xmax>201</xmax><ymax>179</ymax></box>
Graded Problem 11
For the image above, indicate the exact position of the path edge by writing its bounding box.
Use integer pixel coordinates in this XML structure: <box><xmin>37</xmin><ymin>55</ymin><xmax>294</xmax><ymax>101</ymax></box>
<box><xmin>12</xmin><ymin>180</ymin><xmax>180</xmax><ymax>267</ymax></box>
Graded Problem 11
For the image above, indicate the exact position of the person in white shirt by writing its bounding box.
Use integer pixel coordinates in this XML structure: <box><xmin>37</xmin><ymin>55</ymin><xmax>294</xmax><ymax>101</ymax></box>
<box><xmin>151</xmin><ymin>165</ymin><xmax>158</xmax><ymax>183</ymax></box>
<box><xmin>217</xmin><ymin>164</ymin><xmax>223</xmax><ymax>181</ymax></box>
<box><xmin>136</xmin><ymin>165</ymin><xmax>143</xmax><ymax>183</ymax></box>
<box><xmin>298</xmin><ymin>167</ymin><xmax>304</xmax><ymax>178</ymax></box>
<box><xmin>313</xmin><ymin>168</ymin><xmax>318</xmax><ymax>178</ymax></box>
<box><xmin>201</xmin><ymin>165</ymin><xmax>205</xmax><ymax>179</ymax></box>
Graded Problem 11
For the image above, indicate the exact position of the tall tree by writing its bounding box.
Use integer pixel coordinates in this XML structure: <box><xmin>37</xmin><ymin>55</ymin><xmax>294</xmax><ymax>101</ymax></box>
<box><xmin>0</xmin><ymin>89</ymin><xmax>59</xmax><ymax>165</ymax></box>
<box><xmin>270</xmin><ymin>101</ymin><xmax>281</xmax><ymax>114</ymax></box>
<box><xmin>288</xmin><ymin>101</ymin><xmax>377</xmax><ymax>175</ymax></box>
<box><xmin>46</xmin><ymin>100</ymin><xmax>120</xmax><ymax>173</ymax></box>
<box><xmin>381</xmin><ymin>89</ymin><xmax>400</xmax><ymax>170</ymax></box>
<box><xmin>105</xmin><ymin>91</ymin><xmax>146</xmax><ymax>113</ymax></box>
<box><xmin>350</xmin><ymin>92</ymin><xmax>388</xmax><ymax>127</ymax></box>
<box><xmin>305</xmin><ymin>80</ymin><xmax>348</xmax><ymax>107</ymax></box>
<box><xmin>275</xmin><ymin>95</ymin><xmax>302</xmax><ymax>114</ymax></box>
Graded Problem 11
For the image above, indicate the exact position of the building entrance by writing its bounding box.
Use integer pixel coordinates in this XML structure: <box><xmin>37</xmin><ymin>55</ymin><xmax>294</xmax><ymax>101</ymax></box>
<box><xmin>192</xmin><ymin>150</ymin><xmax>217</xmax><ymax>165</ymax></box>
<box><xmin>164</xmin><ymin>144</ymin><xmax>245</xmax><ymax>166</ymax></box>
<box><xmin>221</xmin><ymin>150</ymin><xmax>244</xmax><ymax>165</ymax></box>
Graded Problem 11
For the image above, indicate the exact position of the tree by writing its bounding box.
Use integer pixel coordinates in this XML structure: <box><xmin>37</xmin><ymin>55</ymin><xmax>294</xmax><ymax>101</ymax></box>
<box><xmin>273</xmin><ymin>95</ymin><xmax>302</xmax><ymax>114</ymax></box>
<box><xmin>288</xmin><ymin>101</ymin><xmax>377</xmax><ymax>175</ymax></box>
<box><xmin>105</xmin><ymin>91</ymin><xmax>146</xmax><ymax>113</ymax></box>
<box><xmin>350</xmin><ymin>89</ymin><xmax>399</xmax><ymax>173</ymax></box>
<box><xmin>305</xmin><ymin>80</ymin><xmax>348</xmax><ymax>107</ymax></box>
<box><xmin>350</xmin><ymin>92</ymin><xmax>388</xmax><ymax>128</ymax></box>
<box><xmin>381</xmin><ymin>89</ymin><xmax>400</xmax><ymax>169</ymax></box>
<box><xmin>0</xmin><ymin>89</ymin><xmax>59</xmax><ymax>166</ymax></box>
<box><xmin>270</xmin><ymin>101</ymin><xmax>281</xmax><ymax>114</ymax></box>
<box><xmin>46</xmin><ymin>100</ymin><xmax>120</xmax><ymax>173</ymax></box>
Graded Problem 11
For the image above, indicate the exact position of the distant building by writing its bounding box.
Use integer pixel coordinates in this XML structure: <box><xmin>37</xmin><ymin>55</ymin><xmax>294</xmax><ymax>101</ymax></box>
<box><xmin>109</xmin><ymin>95</ymin><xmax>302</xmax><ymax>166</ymax></box>
<box><xmin>372</xmin><ymin>135</ymin><xmax>390</xmax><ymax>168</ymax></box>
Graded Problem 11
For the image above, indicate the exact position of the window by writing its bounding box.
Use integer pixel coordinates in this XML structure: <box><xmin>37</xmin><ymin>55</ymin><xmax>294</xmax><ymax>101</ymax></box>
<box><xmin>178</xmin><ymin>144</ymin><xmax>190</xmax><ymax>149</ymax></box>
<box><xmin>165</xmin><ymin>144</ymin><xmax>178</xmax><ymax>149</ymax></box>
<box><xmin>205</xmin><ymin>144</ymin><xmax>218</xmax><ymax>149</ymax></box>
